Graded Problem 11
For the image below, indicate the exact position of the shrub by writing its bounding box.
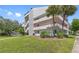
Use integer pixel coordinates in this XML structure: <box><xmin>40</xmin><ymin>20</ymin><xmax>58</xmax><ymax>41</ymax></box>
<box><xmin>40</xmin><ymin>31</ymin><xmax>49</xmax><ymax>38</ymax></box>
<box><xmin>17</xmin><ymin>26</ymin><xmax>25</xmax><ymax>35</ymax></box>
<box><xmin>0</xmin><ymin>32</ymin><xmax>8</xmax><ymax>36</ymax></box>
<box><xmin>57</xmin><ymin>31</ymin><xmax>64</xmax><ymax>38</ymax></box>
<box><xmin>64</xmin><ymin>34</ymin><xmax>68</xmax><ymax>38</ymax></box>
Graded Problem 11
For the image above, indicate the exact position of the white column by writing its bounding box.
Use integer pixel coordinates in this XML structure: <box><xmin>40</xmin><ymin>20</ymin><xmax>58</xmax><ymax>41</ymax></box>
<box><xmin>28</xmin><ymin>10</ymin><xmax>34</xmax><ymax>35</ymax></box>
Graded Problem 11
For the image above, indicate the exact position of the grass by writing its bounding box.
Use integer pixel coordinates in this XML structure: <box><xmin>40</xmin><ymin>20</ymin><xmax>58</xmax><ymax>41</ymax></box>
<box><xmin>0</xmin><ymin>35</ymin><xmax>75</xmax><ymax>53</ymax></box>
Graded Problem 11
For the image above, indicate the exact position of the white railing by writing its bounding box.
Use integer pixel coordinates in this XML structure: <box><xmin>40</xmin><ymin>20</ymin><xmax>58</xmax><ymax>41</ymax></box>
<box><xmin>33</xmin><ymin>23</ymin><xmax>69</xmax><ymax>31</ymax></box>
<box><xmin>25</xmin><ymin>27</ymin><xmax>29</xmax><ymax>32</ymax></box>
<box><xmin>33</xmin><ymin>24</ymin><xmax>53</xmax><ymax>30</ymax></box>
<box><xmin>33</xmin><ymin>15</ymin><xmax>68</xmax><ymax>26</ymax></box>
<box><xmin>24</xmin><ymin>21</ymin><xmax>29</xmax><ymax>27</ymax></box>
<box><xmin>55</xmin><ymin>23</ymin><xmax>69</xmax><ymax>30</ymax></box>
<box><xmin>33</xmin><ymin>16</ymin><xmax>52</xmax><ymax>23</ymax></box>
<box><xmin>58</xmin><ymin>15</ymin><xmax>68</xmax><ymax>25</ymax></box>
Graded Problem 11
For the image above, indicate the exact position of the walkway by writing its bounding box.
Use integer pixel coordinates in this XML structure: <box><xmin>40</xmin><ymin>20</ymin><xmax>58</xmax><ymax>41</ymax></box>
<box><xmin>72</xmin><ymin>36</ymin><xmax>79</xmax><ymax>53</ymax></box>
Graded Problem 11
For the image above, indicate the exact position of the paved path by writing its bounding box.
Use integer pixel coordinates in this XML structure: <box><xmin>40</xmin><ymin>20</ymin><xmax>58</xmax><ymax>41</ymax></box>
<box><xmin>72</xmin><ymin>36</ymin><xmax>79</xmax><ymax>53</ymax></box>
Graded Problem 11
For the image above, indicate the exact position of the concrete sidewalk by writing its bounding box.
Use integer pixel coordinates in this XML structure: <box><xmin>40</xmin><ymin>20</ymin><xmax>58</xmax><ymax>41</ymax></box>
<box><xmin>72</xmin><ymin>36</ymin><xmax>79</xmax><ymax>53</ymax></box>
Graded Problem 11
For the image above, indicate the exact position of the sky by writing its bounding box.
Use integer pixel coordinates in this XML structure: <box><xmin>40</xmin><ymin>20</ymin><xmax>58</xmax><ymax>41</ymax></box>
<box><xmin>0</xmin><ymin>5</ymin><xmax>79</xmax><ymax>24</ymax></box>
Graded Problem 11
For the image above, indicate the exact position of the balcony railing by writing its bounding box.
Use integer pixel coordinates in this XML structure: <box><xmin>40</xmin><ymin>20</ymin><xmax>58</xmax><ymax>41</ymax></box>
<box><xmin>33</xmin><ymin>16</ymin><xmax>52</xmax><ymax>23</ymax></box>
<box><xmin>58</xmin><ymin>15</ymin><xmax>68</xmax><ymax>25</ymax></box>
<box><xmin>25</xmin><ymin>27</ymin><xmax>29</xmax><ymax>32</ymax></box>
<box><xmin>33</xmin><ymin>23</ymin><xmax>68</xmax><ymax>31</ymax></box>
<box><xmin>24</xmin><ymin>20</ymin><xmax>29</xmax><ymax>27</ymax></box>
<box><xmin>33</xmin><ymin>15</ymin><xmax>68</xmax><ymax>26</ymax></box>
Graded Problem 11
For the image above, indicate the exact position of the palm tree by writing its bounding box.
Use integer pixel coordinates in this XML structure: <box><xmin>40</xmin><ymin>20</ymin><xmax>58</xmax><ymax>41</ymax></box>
<box><xmin>61</xmin><ymin>5</ymin><xmax>77</xmax><ymax>31</ymax></box>
<box><xmin>46</xmin><ymin>5</ymin><xmax>62</xmax><ymax>36</ymax></box>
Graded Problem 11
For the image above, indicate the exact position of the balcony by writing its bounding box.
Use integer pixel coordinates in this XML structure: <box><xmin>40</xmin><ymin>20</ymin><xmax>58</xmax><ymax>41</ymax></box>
<box><xmin>33</xmin><ymin>16</ymin><xmax>52</xmax><ymax>23</ymax></box>
<box><xmin>33</xmin><ymin>24</ymin><xmax>53</xmax><ymax>30</ymax></box>
<box><xmin>33</xmin><ymin>15</ymin><xmax>68</xmax><ymax>26</ymax></box>
<box><xmin>25</xmin><ymin>27</ymin><xmax>29</xmax><ymax>32</ymax></box>
<box><xmin>58</xmin><ymin>15</ymin><xmax>68</xmax><ymax>25</ymax></box>
<box><xmin>24</xmin><ymin>21</ymin><xmax>29</xmax><ymax>27</ymax></box>
<box><xmin>33</xmin><ymin>23</ymin><xmax>69</xmax><ymax>31</ymax></box>
<box><xmin>55</xmin><ymin>23</ymin><xmax>69</xmax><ymax>30</ymax></box>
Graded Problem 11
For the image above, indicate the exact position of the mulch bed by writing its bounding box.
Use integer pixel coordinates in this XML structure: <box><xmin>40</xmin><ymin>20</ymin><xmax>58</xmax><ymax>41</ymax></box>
<box><xmin>33</xmin><ymin>36</ymin><xmax>66</xmax><ymax>40</ymax></box>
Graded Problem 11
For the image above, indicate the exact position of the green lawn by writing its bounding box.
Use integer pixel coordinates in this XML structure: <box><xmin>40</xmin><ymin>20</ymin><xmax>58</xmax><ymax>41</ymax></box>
<box><xmin>0</xmin><ymin>35</ymin><xmax>75</xmax><ymax>53</ymax></box>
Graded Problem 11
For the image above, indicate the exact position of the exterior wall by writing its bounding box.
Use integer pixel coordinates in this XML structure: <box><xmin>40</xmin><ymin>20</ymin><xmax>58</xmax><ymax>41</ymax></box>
<box><xmin>24</xmin><ymin>6</ymin><xmax>69</xmax><ymax>36</ymax></box>
<box><xmin>28</xmin><ymin>10</ymin><xmax>34</xmax><ymax>35</ymax></box>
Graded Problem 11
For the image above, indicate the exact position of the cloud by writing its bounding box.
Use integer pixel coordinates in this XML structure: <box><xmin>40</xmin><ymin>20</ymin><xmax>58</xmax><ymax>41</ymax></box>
<box><xmin>7</xmin><ymin>11</ymin><xmax>13</xmax><ymax>16</ymax></box>
<box><xmin>6</xmin><ymin>11</ymin><xmax>22</xmax><ymax>18</ymax></box>
<box><xmin>15</xmin><ymin>13</ymin><xmax>22</xmax><ymax>17</ymax></box>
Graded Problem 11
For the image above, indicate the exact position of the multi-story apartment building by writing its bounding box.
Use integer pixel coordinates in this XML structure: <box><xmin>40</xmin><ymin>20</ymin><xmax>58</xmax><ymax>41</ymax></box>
<box><xmin>23</xmin><ymin>6</ymin><xmax>69</xmax><ymax>36</ymax></box>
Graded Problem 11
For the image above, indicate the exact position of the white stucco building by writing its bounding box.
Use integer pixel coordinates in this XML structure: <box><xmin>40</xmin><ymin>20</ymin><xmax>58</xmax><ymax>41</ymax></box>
<box><xmin>23</xmin><ymin>6</ymin><xmax>69</xmax><ymax>36</ymax></box>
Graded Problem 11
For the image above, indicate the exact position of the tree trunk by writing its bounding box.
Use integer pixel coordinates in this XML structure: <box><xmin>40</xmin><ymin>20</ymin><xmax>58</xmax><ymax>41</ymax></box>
<box><xmin>52</xmin><ymin>15</ymin><xmax>55</xmax><ymax>37</ymax></box>
<box><xmin>7</xmin><ymin>31</ymin><xmax>11</xmax><ymax>36</ymax></box>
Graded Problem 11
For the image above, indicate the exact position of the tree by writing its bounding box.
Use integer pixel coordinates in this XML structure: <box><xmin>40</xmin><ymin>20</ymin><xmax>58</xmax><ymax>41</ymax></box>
<box><xmin>71</xmin><ymin>19</ymin><xmax>79</xmax><ymax>33</ymax></box>
<box><xmin>16</xmin><ymin>24</ymin><xmax>25</xmax><ymax>35</ymax></box>
<box><xmin>46</xmin><ymin>5</ymin><xmax>62</xmax><ymax>36</ymax></box>
<box><xmin>0</xmin><ymin>16</ymin><xmax>6</xmax><ymax>33</ymax></box>
<box><xmin>0</xmin><ymin>16</ymin><xmax>24</xmax><ymax>36</ymax></box>
<box><xmin>61</xmin><ymin>5</ymin><xmax>77</xmax><ymax>31</ymax></box>
<box><xmin>3</xmin><ymin>19</ymin><xmax>20</xmax><ymax>35</ymax></box>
